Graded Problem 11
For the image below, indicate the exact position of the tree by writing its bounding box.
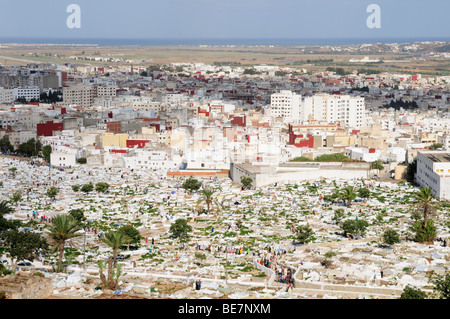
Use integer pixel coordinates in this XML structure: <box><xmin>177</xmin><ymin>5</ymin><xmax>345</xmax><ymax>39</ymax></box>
<box><xmin>47</xmin><ymin>214</ymin><xmax>82</xmax><ymax>272</ymax></box>
<box><xmin>10</xmin><ymin>191</ymin><xmax>22</xmax><ymax>205</ymax></box>
<box><xmin>2</xmin><ymin>230</ymin><xmax>48</xmax><ymax>270</ymax></box>
<box><xmin>77</xmin><ymin>157</ymin><xmax>87</xmax><ymax>164</ymax></box>
<box><xmin>69</xmin><ymin>209</ymin><xmax>85</xmax><ymax>223</ymax></box>
<box><xmin>181</xmin><ymin>177</ymin><xmax>201</xmax><ymax>194</ymax></box>
<box><xmin>358</xmin><ymin>187</ymin><xmax>371</xmax><ymax>199</ymax></box>
<box><xmin>412</xmin><ymin>187</ymin><xmax>436</xmax><ymax>234</ymax></box>
<box><xmin>95</xmin><ymin>182</ymin><xmax>110</xmax><ymax>193</ymax></box>
<box><xmin>406</xmin><ymin>158</ymin><xmax>417</xmax><ymax>182</ymax></box>
<box><xmin>81</xmin><ymin>183</ymin><xmax>94</xmax><ymax>194</ymax></box>
<box><xmin>399</xmin><ymin>285</ymin><xmax>427</xmax><ymax>299</ymax></box>
<box><xmin>197</xmin><ymin>189</ymin><xmax>221</xmax><ymax>214</ymax></box>
<box><xmin>72</xmin><ymin>185</ymin><xmax>80</xmax><ymax>192</ymax></box>
<box><xmin>39</xmin><ymin>90</ymin><xmax>62</xmax><ymax>103</ymax></box>
<box><xmin>101</xmin><ymin>230</ymin><xmax>131</xmax><ymax>267</ymax></box>
<box><xmin>169</xmin><ymin>218</ymin><xmax>192</xmax><ymax>248</ymax></box>
<box><xmin>410</xmin><ymin>219</ymin><xmax>437</xmax><ymax>243</ymax></box>
<box><xmin>240</xmin><ymin>176</ymin><xmax>253</xmax><ymax>189</ymax></box>
<box><xmin>119</xmin><ymin>225</ymin><xmax>141</xmax><ymax>249</ymax></box>
<box><xmin>340</xmin><ymin>186</ymin><xmax>357</xmax><ymax>207</ymax></box>
<box><xmin>0</xmin><ymin>201</ymin><xmax>20</xmax><ymax>233</ymax></box>
<box><xmin>42</xmin><ymin>145</ymin><xmax>52</xmax><ymax>163</ymax></box>
<box><xmin>432</xmin><ymin>272</ymin><xmax>450</xmax><ymax>299</ymax></box>
<box><xmin>429</xmin><ymin>143</ymin><xmax>444</xmax><ymax>150</ymax></box>
<box><xmin>371</xmin><ymin>160</ymin><xmax>384</xmax><ymax>171</ymax></box>
<box><xmin>276</xmin><ymin>70</ymin><xmax>288</xmax><ymax>76</ymax></box>
<box><xmin>0</xmin><ymin>218</ymin><xmax>21</xmax><ymax>233</ymax></box>
<box><xmin>383</xmin><ymin>229</ymin><xmax>401</xmax><ymax>246</ymax></box>
<box><xmin>295</xmin><ymin>224</ymin><xmax>314</xmax><ymax>244</ymax></box>
<box><xmin>0</xmin><ymin>200</ymin><xmax>12</xmax><ymax>218</ymax></box>
<box><xmin>97</xmin><ymin>259</ymin><xmax>125</xmax><ymax>291</ymax></box>
<box><xmin>243</xmin><ymin>68</ymin><xmax>260</xmax><ymax>75</ymax></box>
<box><xmin>46</xmin><ymin>186</ymin><xmax>59</xmax><ymax>201</ymax></box>
<box><xmin>16</xmin><ymin>138</ymin><xmax>42</xmax><ymax>157</ymax></box>
<box><xmin>332</xmin><ymin>208</ymin><xmax>345</xmax><ymax>225</ymax></box>
<box><xmin>15</xmin><ymin>97</ymin><xmax>27</xmax><ymax>104</ymax></box>
<box><xmin>341</xmin><ymin>219</ymin><xmax>369</xmax><ymax>238</ymax></box>
<box><xmin>0</xmin><ymin>135</ymin><xmax>14</xmax><ymax>152</ymax></box>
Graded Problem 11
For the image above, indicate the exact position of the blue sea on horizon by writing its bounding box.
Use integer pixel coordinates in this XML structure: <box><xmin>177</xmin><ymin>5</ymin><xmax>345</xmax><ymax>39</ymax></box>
<box><xmin>0</xmin><ymin>37</ymin><xmax>449</xmax><ymax>46</ymax></box>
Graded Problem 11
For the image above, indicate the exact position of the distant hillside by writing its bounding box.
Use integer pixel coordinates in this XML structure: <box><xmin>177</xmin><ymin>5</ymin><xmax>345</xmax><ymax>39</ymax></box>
<box><xmin>433</xmin><ymin>43</ymin><xmax>450</xmax><ymax>53</ymax></box>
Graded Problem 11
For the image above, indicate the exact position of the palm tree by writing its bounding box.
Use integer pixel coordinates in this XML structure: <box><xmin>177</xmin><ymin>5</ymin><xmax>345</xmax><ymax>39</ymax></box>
<box><xmin>197</xmin><ymin>189</ymin><xmax>221</xmax><ymax>214</ymax></box>
<box><xmin>10</xmin><ymin>192</ymin><xmax>22</xmax><ymax>206</ymax></box>
<box><xmin>101</xmin><ymin>230</ymin><xmax>131</xmax><ymax>267</ymax></box>
<box><xmin>0</xmin><ymin>200</ymin><xmax>12</xmax><ymax>217</ymax></box>
<box><xmin>412</xmin><ymin>187</ymin><xmax>435</xmax><ymax>229</ymax></box>
<box><xmin>341</xmin><ymin>186</ymin><xmax>357</xmax><ymax>207</ymax></box>
<box><xmin>372</xmin><ymin>160</ymin><xmax>384</xmax><ymax>175</ymax></box>
<box><xmin>47</xmin><ymin>214</ymin><xmax>82</xmax><ymax>272</ymax></box>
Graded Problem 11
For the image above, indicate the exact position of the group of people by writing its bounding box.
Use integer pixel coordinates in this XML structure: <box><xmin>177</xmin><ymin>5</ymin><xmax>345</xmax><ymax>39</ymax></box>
<box><xmin>194</xmin><ymin>279</ymin><xmax>202</xmax><ymax>290</ymax></box>
<box><xmin>195</xmin><ymin>244</ymin><xmax>248</xmax><ymax>255</ymax></box>
<box><xmin>257</xmin><ymin>247</ymin><xmax>294</xmax><ymax>285</ymax></box>
<box><xmin>275</xmin><ymin>264</ymin><xmax>294</xmax><ymax>284</ymax></box>
<box><xmin>30</xmin><ymin>212</ymin><xmax>54</xmax><ymax>224</ymax></box>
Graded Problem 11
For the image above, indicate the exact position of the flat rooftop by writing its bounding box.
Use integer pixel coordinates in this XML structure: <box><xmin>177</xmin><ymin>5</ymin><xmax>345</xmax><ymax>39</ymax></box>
<box><xmin>422</xmin><ymin>152</ymin><xmax>450</xmax><ymax>163</ymax></box>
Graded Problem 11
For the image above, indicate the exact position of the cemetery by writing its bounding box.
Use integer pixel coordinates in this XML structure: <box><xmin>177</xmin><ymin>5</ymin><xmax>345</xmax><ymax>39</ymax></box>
<box><xmin>0</xmin><ymin>156</ymin><xmax>449</xmax><ymax>299</ymax></box>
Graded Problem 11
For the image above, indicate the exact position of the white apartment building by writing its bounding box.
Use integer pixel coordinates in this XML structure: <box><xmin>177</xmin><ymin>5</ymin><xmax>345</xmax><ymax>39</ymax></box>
<box><xmin>13</xmin><ymin>87</ymin><xmax>40</xmax><ymax>101</ymax></box>
<box><xmin>303</xmin><ymin>94</ymin><xmax>366</xmax><ymax>128</ymax></box>
<box><xmin>269</xmin><ymin>91</ymin><xmax>366</xmax><ymax>128</ymax></box>
<box><xmin>416</xmin><ymin>151</ymin><xmax>450</xmax><ymax>200</ymax></box>
<box><xmin>269</xmin><ymin>90</ymin><xmax>302</xmax><ymax>121</ymax></box>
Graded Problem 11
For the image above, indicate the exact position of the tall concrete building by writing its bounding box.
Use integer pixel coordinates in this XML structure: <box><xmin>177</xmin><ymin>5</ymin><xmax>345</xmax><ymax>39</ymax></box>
<box><xmin>63</xmin><ymin>84</ymin><xmax>94</xmax><ymax>108</ymax></box>
<box><xmin>269</xmin><ymin>90</ymin><xmax>302</xmax><ymax>121</ymax></box>
<box><xmin>63</xmin><ymin>84</ymin><xmax>117</xmax><ymax>108</ymax></box>
<box><xmin>269</xmin><ymin>91</ymin><xmax>366</xmax><ymax>128</ymax></box>
<box><xmin>301</xmin><ymin>94</ymin><xmax>366</xmax><ymax>127</ymax></box>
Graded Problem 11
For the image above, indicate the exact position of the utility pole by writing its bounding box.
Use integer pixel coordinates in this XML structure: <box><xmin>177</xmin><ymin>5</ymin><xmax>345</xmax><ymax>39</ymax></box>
<box><xmin>225</xmin><ymin>245</ymin><xmax>228</xmax><ymax>286</ymax></box>
<box><xmin>225</xmin><ymin>239</ymin><xmax>231</xmax><ymax>287</ymax></box>
<box><xmin>83</xmin><ymin>228</ymin><xmax>86</xmax><ymax>271</ymax></box>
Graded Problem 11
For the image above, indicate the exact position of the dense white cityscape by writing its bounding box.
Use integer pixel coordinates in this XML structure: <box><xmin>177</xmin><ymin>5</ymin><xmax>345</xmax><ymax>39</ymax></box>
<box><xmin>0</xmin><ymin>44</ymin><xmax>449</xmax><ymax>300</ymax></box>
<box><xmin>1</xmin><ymin>60</ymin><xmax>450</xmax><ymax>196</ymax></box>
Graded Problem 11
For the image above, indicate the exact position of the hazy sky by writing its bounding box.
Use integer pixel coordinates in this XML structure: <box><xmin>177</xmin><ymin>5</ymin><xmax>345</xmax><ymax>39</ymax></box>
<box><xmin>0</xmin><ymin>0</ymin><xmax>448</xmax><ymax>40</ymax></box>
